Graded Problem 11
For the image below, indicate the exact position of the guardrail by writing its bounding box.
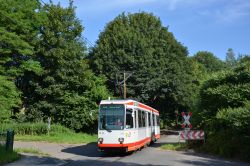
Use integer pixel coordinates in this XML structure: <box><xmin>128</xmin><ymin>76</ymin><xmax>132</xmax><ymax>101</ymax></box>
<box><xmin>0</xmin><ymin>130</ymin><xmax>14</xmax><ymax>151</ymax></box>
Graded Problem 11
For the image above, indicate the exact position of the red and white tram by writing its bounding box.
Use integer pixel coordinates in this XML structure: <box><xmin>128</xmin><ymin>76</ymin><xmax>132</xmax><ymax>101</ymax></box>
<box><xmin>98</xmin><ymin>99</ymin><xmax>160</xmax><ymax>152</ymax></box>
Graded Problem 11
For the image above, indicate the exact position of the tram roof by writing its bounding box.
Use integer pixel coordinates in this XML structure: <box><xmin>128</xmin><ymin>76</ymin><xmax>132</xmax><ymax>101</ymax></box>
<box><xmin>100</xmin><ymin>99</ymin><xmax>159</xmax><ymax>114</ymax></box>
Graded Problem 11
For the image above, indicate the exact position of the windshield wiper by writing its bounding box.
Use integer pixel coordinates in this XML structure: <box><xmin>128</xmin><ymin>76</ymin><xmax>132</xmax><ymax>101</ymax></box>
<box><xmin>102</xmin><ymin>124</ymin><xmax>112</xmax><ymax>132</ymax></box>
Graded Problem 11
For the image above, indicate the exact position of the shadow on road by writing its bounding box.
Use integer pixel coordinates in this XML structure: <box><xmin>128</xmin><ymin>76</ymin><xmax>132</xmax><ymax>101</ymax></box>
<box><xmin>6</xmin><ymin>154</ymin><xmax>67</xmax><ymax>166</ymax></box>
<box><xmin>61</xmin><ymin>142</ymin><xmax>100</xmax><ymax>157</ymax></box>
<box><xmin>64</xmin><ymin>158</ymin><xmax>170</xmax><ymax>166</ymax></box>
<box><xmin>61</xmin><ymin>142</ymin><xmax>132</xmax><ymax>158</ymax></box>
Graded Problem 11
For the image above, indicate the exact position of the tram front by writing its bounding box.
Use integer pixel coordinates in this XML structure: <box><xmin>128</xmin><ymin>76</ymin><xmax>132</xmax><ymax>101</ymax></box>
<box><xmin>98</xmin><ymin>103</ymin><xmax>130</xmax><ymax>152</ymax></box>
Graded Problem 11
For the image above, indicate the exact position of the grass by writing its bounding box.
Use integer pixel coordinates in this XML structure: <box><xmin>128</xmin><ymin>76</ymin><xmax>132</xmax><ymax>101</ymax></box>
<box><xmin>1</xmin><ymin>122</ymin><xmax>97</xmax><ymax>144</ymax></box>
<box><xmin>0</xmin><ymin>146</ymin><xmax>20</xmax><ymax>165</ymax></box>
<box><xmin>161</xmin><ymin>143</ymin><xmax>189</xmax><ymax>151</ymax></box>
<box><xmin>15</xmin><ymin>148</ymin><xmax>50</xmax><ymax>156</ymax></box>
<box><xmin>15</xmin><ymin>132</ymin><xmax>97</xmax><ymax>144</ymax></box>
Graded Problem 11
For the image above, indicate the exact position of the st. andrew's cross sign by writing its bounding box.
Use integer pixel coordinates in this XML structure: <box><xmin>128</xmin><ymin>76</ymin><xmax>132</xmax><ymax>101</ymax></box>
<box><xmin>179</xmin><ymin>111</ymin><xmax>205</xmax><ymax>142</ymax></box>
<box><xmin>181</xmin><ymin>112</ymin><xmax>192</xmax><ymax>129</ymax></box>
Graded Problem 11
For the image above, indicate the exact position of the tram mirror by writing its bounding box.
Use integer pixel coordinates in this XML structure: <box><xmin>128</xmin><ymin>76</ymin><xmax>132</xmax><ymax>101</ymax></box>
<box><xmin>132</xmin><ymin>111</ymin><xmax>135</xmax><ymax>117</ymax></box>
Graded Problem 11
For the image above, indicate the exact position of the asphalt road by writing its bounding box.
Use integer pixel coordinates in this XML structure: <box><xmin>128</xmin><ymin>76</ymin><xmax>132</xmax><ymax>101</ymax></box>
<box><xmin>6</xmin><ymin>135</ymin><xmax>250</xmax><ymax>166</ymax></box>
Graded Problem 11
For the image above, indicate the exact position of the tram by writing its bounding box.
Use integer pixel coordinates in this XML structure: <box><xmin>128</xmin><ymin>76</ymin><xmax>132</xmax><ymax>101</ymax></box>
<box><xmin>98</xmin><ymin>99</ymin><xmax>160</xmax><ymax>152</ymax></box>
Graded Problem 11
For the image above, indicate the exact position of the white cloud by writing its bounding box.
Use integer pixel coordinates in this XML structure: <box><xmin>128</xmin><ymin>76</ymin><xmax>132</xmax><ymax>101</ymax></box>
<box><xmin>196</xmin><ymin>0</ymin><xmax>250</xmax><ymax>23</ymax></box>
<box><xmin>75</xmin><ymin>0</ymin><xmax>157</xmax><ymax>12</ymax></box>
<box><xmin>50</xmin><ymin>0</ymin><xmax>250</xmax><ymax>23</ymax></box>
<box><xmin>215</xmin><ymin>0</ymin><xmax>250</xmax><ymax>22</ymax></box>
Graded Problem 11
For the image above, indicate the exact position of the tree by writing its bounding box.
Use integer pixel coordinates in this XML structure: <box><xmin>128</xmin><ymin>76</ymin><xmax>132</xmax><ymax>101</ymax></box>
<box><xmin>200</xmin><ymin>61</ymin><xmax>250</xmax><ymax>117</ymax></box>
<box><xmin>197</xmin><ymin>62</ymin><xmax>250</xmax><ymax>160</ymax></box>
<box><xmin>26</xmin><ymin>1</ymin><xmax>109</xmax><ymax>131</ymax></box>
<box><xmin>0</xmin><ymin>0</ymin><xmax>42</xmax><ymax>76</ymax></box>
<box><xmin>90</xmin><ymin>12</ymin><xmax>194</xmax><ymax>120</ymax></box>
<box><xmin>0</xmin><ymin>0</ymin><xmax>42</xmax><ymax>119</ymax></box>
<box><xmin>0</xmin><ymin>75</ymin><xmax>21</xmax><ymax>123</ymax></box>
<box><xmin>226</xmin><ymin>48</ymin><xmax>237</xmax><ymax>68</ymax></box>
<box><xmin>192</xmin><ymin>51</ymin><xmax>226</xmax><ymax>73</ymax></box>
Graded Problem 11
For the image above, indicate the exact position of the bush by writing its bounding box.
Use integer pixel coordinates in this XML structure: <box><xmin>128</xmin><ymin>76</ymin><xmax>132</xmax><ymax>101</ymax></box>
<box><xmin>216</xmin><ymin>102</ymin><xmax>250</xmax><ymax>134</ymax></box>
<box><xmin>202</xmin><ymin>131</ymin><xmax>250</xmax><ymax>161</ymax></box>
<box><xmin>195</xmin><ymin>63</ymin><xmax>250</xmax><ymax>161</ymax></box>
<box><xmin>0</xmin><ymin>122</ymin><xmax>73</xmax><ymax>135</ymax></box>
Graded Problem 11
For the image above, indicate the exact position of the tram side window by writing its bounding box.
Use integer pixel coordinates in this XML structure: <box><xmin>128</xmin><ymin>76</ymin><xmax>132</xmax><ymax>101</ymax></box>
<box><xmin>156</xmin><ymin>115</ymin><xmax>160</xmax><ymax>126</ymax></box>
<box><xmin>138</xmin><ymin>110</ymin><xmax>146</xmax><ymax>128</ymax></box>
<box><xmin>147</xmin><ymin>113</ymin><xmax>151</xmax><ymax>126</ymax></box>
<box><xmin>148</xmin><ymin>113</ymin><xmax>151</xmax><ymax>126</ymax></box>
<box><xmin>152</xmin><ymin>114</ymin><xmax>155</xmax><ymax>126</ymax></box>
<box><xmin>134</xmin><ymin>110</ymin><xmax>137</xmax><ymax>128</ymax></box>
<box><xmin>138</xmin><ymin>110</ymin><xmax>142</xmax><ymax>127</ymax></box>
<box><xmin>126</xmin><ymin>109</ymin><xmax>134</xmax><ymax>129</ymax></box>
<box><xmin>142</xmin><ymin>111</ymin><xmax>146</xmax><ymax>127</ymax></box>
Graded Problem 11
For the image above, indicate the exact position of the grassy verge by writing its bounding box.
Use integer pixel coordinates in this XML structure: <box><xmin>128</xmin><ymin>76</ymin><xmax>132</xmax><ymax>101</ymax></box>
<box><xmin>15</xmin><ymin>148</ymin><xmax>50</xmax><ymax>156</ymax></box>
<box><xmin>0</xmin><ymin>146</ymin><xmax>20</xmax><ymax>165</ymax></box>
<box><xmin>15</xmin><ymin>132</ymin><xmax>97</xmax><ymax>144</ymax></box>
<box><xmin>161</xmin><ymin>143</ymin><xmax>189</xmax><ymax>151</ymax></box>
<box><xmin>1</xmin><ymin>122</ymin><xmax>97</xmax><ymax>144</ymax></box>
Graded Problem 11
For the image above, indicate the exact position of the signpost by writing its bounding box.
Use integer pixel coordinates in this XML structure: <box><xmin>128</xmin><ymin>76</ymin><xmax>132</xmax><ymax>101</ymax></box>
<box><xmin>48</xmin><ymin>117</ymin><xmax>51</xmax><ymax>135</ymax></box>
<box><xmin>179</xmin><ymin>112</ymin><xmax>205</xmax><ymax>143</ymax></box>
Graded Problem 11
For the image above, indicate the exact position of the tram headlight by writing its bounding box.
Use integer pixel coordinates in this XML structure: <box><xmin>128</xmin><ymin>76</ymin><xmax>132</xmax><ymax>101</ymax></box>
<box><xmin>118</xmin><ymin>137</ymin><xmax>124</xmax><ymax>144</ymax></box>
<box><xmin>98</xmin><ymin>138</ymin><xmax>103</xmax><ymax>143</ymax></box>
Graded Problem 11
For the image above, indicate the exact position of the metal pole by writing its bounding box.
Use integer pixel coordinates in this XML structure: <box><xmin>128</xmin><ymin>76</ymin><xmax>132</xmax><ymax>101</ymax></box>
<box><xmin>124</xmin><ymin>71</ymin><xmax>126</xmax><ymax>99</ymax></box>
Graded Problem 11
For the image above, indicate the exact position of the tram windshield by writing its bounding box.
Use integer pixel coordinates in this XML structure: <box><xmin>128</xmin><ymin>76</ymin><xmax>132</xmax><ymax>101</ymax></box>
<box><xmin>99</xmin><ymin>104</ymin><xmax>125</xmax><ymax>130</ymax></box>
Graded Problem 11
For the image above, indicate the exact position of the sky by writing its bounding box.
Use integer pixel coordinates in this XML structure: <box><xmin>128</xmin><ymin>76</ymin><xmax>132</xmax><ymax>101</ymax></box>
<box><xmin>46</xmin><ymin>0</ymin><xmax>250</xmax><ymax>60</ymax></box>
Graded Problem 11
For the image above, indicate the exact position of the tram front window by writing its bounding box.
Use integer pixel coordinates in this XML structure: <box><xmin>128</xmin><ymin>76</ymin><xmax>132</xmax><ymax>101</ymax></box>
<box><xmin>99</xmin><ymin>104</ymin><xmax>125</xmax><ymax>130</ymax></box>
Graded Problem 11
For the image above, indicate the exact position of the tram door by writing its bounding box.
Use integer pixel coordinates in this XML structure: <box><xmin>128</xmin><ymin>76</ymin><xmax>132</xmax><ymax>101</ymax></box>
<box><xmin>133</xmin><ymin>109</ymin><xmax>139</xmax><ymax>142</ymax></box>
<box><xmin>146</xmin><ymin>112</ymin><xmax>151</xmax><ymax>139</ymax></box>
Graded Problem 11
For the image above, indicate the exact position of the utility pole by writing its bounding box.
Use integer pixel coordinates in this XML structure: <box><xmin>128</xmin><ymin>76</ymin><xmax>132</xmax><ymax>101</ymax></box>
<box><xmin>116</xmin><ymin>71</ymin><xmax>133</xmax><ymax>99</ymax></box>
<box><xmin>123</xmin><ymin>71</ymin><xmax>126</xmax><ymax>99</ymax></box>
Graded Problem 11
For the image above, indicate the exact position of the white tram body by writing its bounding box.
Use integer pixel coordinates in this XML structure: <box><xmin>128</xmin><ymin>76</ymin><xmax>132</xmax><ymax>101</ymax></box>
<box><xmin>98</xmin><ymin>99</ymin><xmax>160</xmax><ymax>152</ymax></box>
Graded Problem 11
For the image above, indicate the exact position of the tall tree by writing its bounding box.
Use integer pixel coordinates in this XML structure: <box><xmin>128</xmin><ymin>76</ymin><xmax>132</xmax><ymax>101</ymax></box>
<box><xmin>0</xmin><ymin>0</ymin><xmax>41</xmax><ymax>77</ymax></box>
<box><xmin>0</xmin><ymin>75</ymin><xmax>21</xmax><ymax>123</ymax></box>
<box><xmin>0</xmin><ymin>0</ymin><xmax>42</xmax><ymax>118</ymax></box>
<box><xmin>27</xmin><ymin>1</ymin><xmax>109</xmax><ymax>131</ymax></box>
<box><xmin>192</xmin><ymin>51</ymin><xmax>226</xmax><ymax>73</ymax></box>
<box><xmin>226</xmin><ymin>48</ymin><xmax>237</xmax><ymax>68</ymax></box>
<box><xmin>90</xmin><ymin>12</ymin><xmax>193</xmax><ymax>120</ymax></box>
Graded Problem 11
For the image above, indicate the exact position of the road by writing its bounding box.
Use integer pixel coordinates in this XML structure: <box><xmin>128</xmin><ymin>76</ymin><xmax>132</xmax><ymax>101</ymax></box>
<box><xmin>6</xmin><ymin>135</ymin><xmax>250</xmax><ymax>166</ymax></box>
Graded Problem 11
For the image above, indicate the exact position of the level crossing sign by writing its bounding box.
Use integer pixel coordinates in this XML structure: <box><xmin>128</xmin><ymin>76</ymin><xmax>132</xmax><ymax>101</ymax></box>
<box><xmin>179</xmin><ymin>111</ymin><xmax>205</xmax><ymax>142</ymax></box>
<box><xmin>181</xmin><ymin>112</ymin><xmax>192</xmax><ymax>129</ymax></box>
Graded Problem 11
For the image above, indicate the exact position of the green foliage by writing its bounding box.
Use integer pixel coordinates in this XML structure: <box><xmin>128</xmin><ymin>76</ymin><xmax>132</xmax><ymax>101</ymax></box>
<box><xmin>0</xmin><ymin>122</ymin><xmax>71</xmax><ymax>135</ymax></box>
<box><xmin>200</xmin><ymin>65</ymin><xmax>250</xmax><ymax>117</ymax></box>
<box><xmin>161</xmin><ymin>143</ymin><xmax>188</xmax><ymax>151</ymax></box>
<box><xmin>15</xmin><ymin>148</ymin><xmax>50</xmax><ymax>156</ymax></box>
<box><xmin>0</xmin><ymin>75</ymin><xmax>21</xmax><ymax>123</ymax></box>
<box><xmin>197</xmin><ymin>62</ymin><xmax>250</xmax><ymax>161</ymax></box>
<box><xmin>0</xmin><ymin>0</ymin><xmax>42</xmax><ymax>125</ymax></box>
<box><xmin>90</xmin><ymin>12</ymin><xmax>194</xmax><ymax>120</ymax></box>
<box><xmin>0</xmin><ymin>146</ymin><xmax>20</xmax><ymax>165</ymax></box>
<box><xmin>202</xmin><ymin>130</ymin><xmax>250</xmax><ymax>160</ymax></box>
<box><xmin>216</xmin><ymin>101</ymin><xmax>250</xmax><ymax>136</ymax></box>
<box><xmin>1</xmin><ymin>122</ymin><xmax>97</xmax><ymax>144</ymax></box>
<box><xmin>192</xmin><ymin>51</ymin><xmax>226</xmax><ymax>73</ymax></box>
<box><xmin>0</xmin><ymin>0</ymin><xmax>41</xmax><ymax>76</ymax></box>
<box><xmin>24</xmin><ymin>1</ymin><xmax>109</xmax><ymax>131</ymax></box>
<box><xmin>16</xmin><ymin>132</ymin><xmax>97</xmax><ymax>144</ymax></box>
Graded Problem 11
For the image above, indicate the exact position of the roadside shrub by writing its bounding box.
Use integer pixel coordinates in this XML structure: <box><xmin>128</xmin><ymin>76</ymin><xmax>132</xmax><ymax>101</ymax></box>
<box><xmin>0</xmin><ymin>122</ymin><xmax>73</xmax><ymax>135</ymax></box>
<box><xmin>0</xmin><ymin>145</ymin><xmax>20</xmax><ymax>165</ymax></box>
<box><xmin>195</xmin><ymin>63</ymin><xmax>250</xmax><ymax>161</ymax></box>
<box><xmin>216</xmin><ymin>102</ymin><xmax>250</xmax><ymax>134</ymax></box>
<box><xmin>202</xmin><ymin>130</ymin><xmax>250</xmax><ymax>161</ymax></box>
